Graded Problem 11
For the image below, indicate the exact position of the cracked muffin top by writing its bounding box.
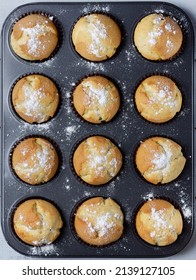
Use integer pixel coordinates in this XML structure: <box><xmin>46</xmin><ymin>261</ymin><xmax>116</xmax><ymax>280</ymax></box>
<box><xmin>135</xmin><ymin>136</ymin><xmax>186</xmax><ymax>184</ymax></box>
<box><xmin>73</xmin><ymin>76</ymin><xmax>120</xmax><ymax>123</ymax></box>
<box><xmin>12</xmin><ymin>74</ymin><xmax>59</xmax><ymax>124</ymax></box>
<box><xmin>12</xmin><ymin>137</ymin><xmax>59</xmax><ymax>185</ymax></box>
<box><xmin>72</xmin><ymin>13</ymin><xmax>121</xmax><ymax>61</ymax></box>
<box><xmin>134</xmin><ymin>13</ymin><xmax>183</xmax><ymax>60</ymax></box>
<box><xmin>135</xmin><ymin>198</ymin><xmax>183</xmax><ymax>246</ymax></box>
<box><xmin>74</xmin><ymin>197</ymin><xmax>124</xmax><ymax>246</ymax></box>
<box><xmin>73</xmin><ymin>136</ymin><xmax>123</xmax><ymax>185</ymax></box>
<box><xmin>13</xmin><ymin>198</ymin><xmax>63</xmax><ymax>246</ymax></box>
<box><xmin>10</xmin><ymin>14</ymin><xmax>58</xmax><ymax>61</ymax></box>
<box><xmin>135</xmin><ymin>75</ymin><xmax>182</xmax><ymax>123</ymax></box>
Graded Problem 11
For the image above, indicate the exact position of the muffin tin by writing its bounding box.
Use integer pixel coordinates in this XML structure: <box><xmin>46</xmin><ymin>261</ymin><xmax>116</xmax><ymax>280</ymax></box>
<box><xmin>0</xmin><ymin>1</ymin><xmax>194</xmax><ymax>257</ymax></box>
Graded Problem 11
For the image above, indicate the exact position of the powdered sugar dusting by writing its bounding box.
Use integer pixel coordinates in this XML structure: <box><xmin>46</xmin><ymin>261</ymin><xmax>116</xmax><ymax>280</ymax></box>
<box><xmin>22</xmin><ymin>24</ymin><xmax>47</xmax><ymax>55</ymax></box>
<box><xmin>82</xmin><ymin>81</ymin><xmax>109</xmax><ymax>106</ymax></box>
<box><xmin>87</xmin><ymin>16</ymin><xmax>107</xmax><ymax>58</ymax></box>
<box><xmin>151</xmin><ymin>146</ymin><xmax>172</xmax><ymax>171</ymax></box>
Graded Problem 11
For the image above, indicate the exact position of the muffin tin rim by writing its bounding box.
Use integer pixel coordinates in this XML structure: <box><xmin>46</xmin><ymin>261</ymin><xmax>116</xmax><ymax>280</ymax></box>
<box><xmin>1</xmin><ymin>1</ymin><xmax>194</xmax><ymax>258</ymax></box>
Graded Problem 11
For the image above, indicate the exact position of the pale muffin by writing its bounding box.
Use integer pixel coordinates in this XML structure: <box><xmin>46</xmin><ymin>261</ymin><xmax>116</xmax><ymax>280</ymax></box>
<box><xmin>11</xmin><ymin>14</ymin><xmax>58</xmax><ymax>61</ymax></box>
<box><xmin>134</xmin><ymin>13</ymin><xmax>183</xmax><ymax>60</ymax></box>
<box><xmin>135</xmin><ymin>136</ymin><xmax>186</xmax><ymax>184</ymax></box>
<box><xmin>74</xmin><ymin>197</ymin><xmax>124</xmax><ymax>246</ymax></box>
<box><xmin>136</xmin><ymin>198</ymin><xmax>183</xmax><ymax>246</ymax></box>
<box><xmin>13</xmin><ymin>199</ymin><xmax>63</xmax><ymax>246</ymax></box>
<box><xmin>72</xmin><ymin>13</ymin><xmax>121</xmax><ymax>61</ymax></box>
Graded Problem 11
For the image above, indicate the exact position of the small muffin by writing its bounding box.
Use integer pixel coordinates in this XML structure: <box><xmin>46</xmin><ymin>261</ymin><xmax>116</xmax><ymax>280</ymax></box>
<box><xmin>13</xmin><ymin>199</ymin><xmax>63</xmax><ymax>246</ymax></box>
<box><xmin>73</xmin><ymin>136</ymin><xmax>122</xmax><ymax>185</ymax></box>
<box><xmin>134</xmin><ymin>13</ymin><xmax>183</xmax><ymax>60</ymax></box>
<box><xmin>135</xmin><ymin>137</ymin><xmax>186</xmax><ymax>184</ymax></box>
<box><xmin>12</xmin><ymin>74</ymin><xmax>59</xmax><ymax>123</ymax></box>
<box><xmin>135</xmin><ymin>75</ymin><xmax>182</xmax><ymax>123</ymax></box>
<box><xmin>10</xmin><ymin>14</ymin><xmax>58</xmax><ymax>61</ymax></box>
<box><xmin>135</xmin><ymin>198</ymin><xmax>183</xmax><ymax>246</ymax></box>
<box><xmin>73</xmin><ymin>76</ymin><xmax>120</xmax><ymax>123</ymax></box>
<box><xmin>72</xmin><ymin>13</ymin><xmax>121</xmax><ymax>61</ymax></box>
<box><xmin>74</xmin><ymin>197</ymin><xmax>124</xmax><ymax>246</ymax></box>
<box><xmin>12</xmin><ymin>137</ymin><xmax>59</xmax><ymax>185</ymax></box>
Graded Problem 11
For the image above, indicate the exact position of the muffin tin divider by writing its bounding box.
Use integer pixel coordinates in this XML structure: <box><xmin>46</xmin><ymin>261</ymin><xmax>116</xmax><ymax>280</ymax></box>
<box><xmin>1</xmin><ymin>2</ymin><xmax>194</xmax><ymax>257</ymax></box>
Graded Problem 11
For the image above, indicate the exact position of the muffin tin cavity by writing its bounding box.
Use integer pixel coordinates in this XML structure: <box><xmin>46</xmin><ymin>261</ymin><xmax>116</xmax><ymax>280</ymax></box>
<box><xmin>1</xmin><ymin>2</ymin><xmax>194</xmax><ymax>258</ymax></box>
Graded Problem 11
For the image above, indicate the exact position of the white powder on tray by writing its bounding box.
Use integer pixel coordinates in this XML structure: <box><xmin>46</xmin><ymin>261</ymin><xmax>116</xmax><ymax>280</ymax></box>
<box><xmin>82</xmin><ymin>4</ymin><xmax>110</xmax><ymax>14</ymax></box>
<box><xmin>29</xmin><ymin>244</ymin><xmax>59</xmax><ymax>257</ymax></box>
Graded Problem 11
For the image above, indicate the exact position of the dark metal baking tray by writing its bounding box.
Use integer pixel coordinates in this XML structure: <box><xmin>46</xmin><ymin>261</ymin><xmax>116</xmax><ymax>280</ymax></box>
<box><xmin>0</xmin><ymin>1</ymin><xmax>194</xmax><ymax>258</ymax></box>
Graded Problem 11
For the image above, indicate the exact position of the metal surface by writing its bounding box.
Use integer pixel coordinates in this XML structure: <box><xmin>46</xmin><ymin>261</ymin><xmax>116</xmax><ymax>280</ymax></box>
<box><xmin>0</xmin><ymin>1</ymin><xmax>194</xmax><ymax>258</ymax></box>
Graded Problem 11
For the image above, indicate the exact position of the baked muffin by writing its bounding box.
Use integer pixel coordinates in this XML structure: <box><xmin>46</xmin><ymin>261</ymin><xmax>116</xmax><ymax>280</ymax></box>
<box><xmin>73</xmin><ymin>136</ymin><xmax>122</xmax><ymax>185</ymax></box>
<box><xmin>74</xmin><ymin>197</ymin><xmax>124</xmax><ymax>246</ymax></box>
<box><xmin>12</xmin><ymin>74</ymin><xmax>59</xmax><ymax>123</ymax></box>
<box><xmin>12</xmin><ymin>137</ymin><xmax>59</xmax><ymax>185</ymax></box>
<box><xmin>134</xmin><ymin>13</ymin><xmax>183</xmax><ymax>60</ymax></box>
<box><xmin>72</xmin><ymin>13</ymin><xmax>121</xmax><ymax>61</ymax></box>
<box><xmin>135</xmin><ymin>136</ymin><xmax>186</xmax><ymax>184</ymax></box>
<box><xmin>135</xmin><ymin>198</ymin><xmax>183</xmax><ymax>246</ymax></box>
<box><xmin>10</xmin><ymin>14</ymin><xmax>58</xmax><ymax>61</ymax></box>
<box><xmin>135</xmin><ymin>75</ymin><xmax>182</xmax><ymax>123</ymax></box>
<box><xmin>13</xmin><ymin>199</ymin><xmax>63</xmax><ymax>246</ymax></box>
<box><xmin>73</xmin><ymin>76</ymin><xmax>120</xmax><ymax>123</ymax></box>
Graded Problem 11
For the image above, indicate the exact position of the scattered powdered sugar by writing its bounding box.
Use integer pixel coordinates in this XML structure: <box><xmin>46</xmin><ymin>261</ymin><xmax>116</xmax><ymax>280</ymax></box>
<box><xmin>29</xmin><ymin>244</ymin><xmax>59</xmax><ymax>257</ymax></box>
<box><xmin>82</xmin><ymin>4</ymin><xmax>110</xmax><ymax>14</ymax></box>
<box><xmin>64</xmin><ymin>124</ymin><xmax>81</xmax><ymax>141</ymax></box>
<box><xmin>64</xmin><ymin>177</ymin><xmax>71</xmax><ymax>191</ymax></box>
<box><xmin>125</xmin><ymin>48</ymin><xmax>137</xmax><ymax>62</ymax></box>
<box><xmin>18</xmin><ymin>122</ymin><xmax>53</xmax><ymax>134</ymax></box>
<box><xmin>178</xmin><ymin>188</ymin><xmax>192</xmax><ymax>221</ymax></box>
<box><xmin>73</xmin><ymin>59</ymin><xmax>106</xmax><ymax>72</ymax></box>
<box><xmin>84</xmin><ymin>191</ymin><xmax>91</xmax><ymax>197</ymax></box>
<box><xmin>154</xmin><ymin>8</ymin><xmax>165</xmax><ymax>14</ymax></box>
<box><xmin>142</xmin><ymin>192</ymin><xmax>154</xmax><ymax>201</ymax></box>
